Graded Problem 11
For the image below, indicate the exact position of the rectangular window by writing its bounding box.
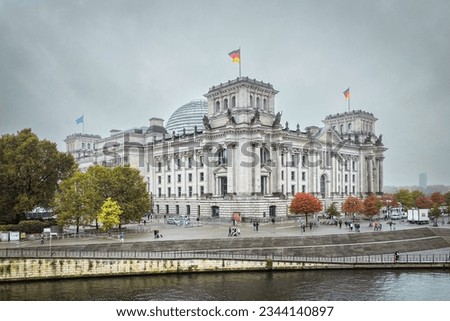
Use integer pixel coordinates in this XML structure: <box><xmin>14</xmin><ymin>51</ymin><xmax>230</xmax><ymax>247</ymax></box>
<box><xmin>188</xmin><ymin>173</ymin><xmax>192</xmax><ymax>182</ymax></box>
<box><xmin>200</xmin><ymin>172</ymin><xmax>204</xmax><ymax>181</ymax></box>
<box><xmin>200</xmin><ymin>156</ymin><xmax>204</xmax><ymax>167</ymax></box>
<box><xmin>219</xmin><ymin>177</ymin><xmax>227</xmax><ymax>196</ymax></box>
<box><xmin>345</xmin><ymin>174</ymin><xmax>348</xmax><ymax>183</ymax></box>
<box><xmin>176</xmin><ymin>205</ymin><xmax>179</xmax><ymax>214</ymax></box>
<box><xmin>188</xmin><ymin>157</ymin><xmax>192</xmax><ymax>168</ymax></box>
<box><xmin>352</xmin><ymin>161</ymin><xmax>356</xmax><ymax>171</ymax></box>
<box><xmin>157</xmin><ymin>162</ymin><xmax>161</xmax><ymax>172</ymax></box>
<box><xmin>302</xmin><ymin>172</ymin><xmax>306</xmax><ymax>181</ymax></box>
<box><xmin>291</xmin><ymin>184</ymin><xmax>295</xmax><ymax>195</ymax></box>
<box><xmin>168</xmin><ymin>187</ymin><xmax>171</xmax><ymax>197</ymax></box>
<box><xmin>302</xmin><ymin>185</ymin><xmax>306</xmax><ymax>193</ymax></box>
<box><xmin>302</xmin><ymin>155</ymin><xmax>307</xmax><ymax>167</ymax></box>
<box><xmin>158</xmin><ymin>176</ymin><xmax>161</xmax><ymax>184</ymax></box>
<box><xmin>291</xmin><ymin>155</ymin><xmax>296</xmax><ymax>167</ymax></box>
<box><xmin>352</xmin><ymin>174</ymin><xmax>355</xmax><ymax>183</ymax></box>
<box><xmin>281</xmin><ymin>153</ymin><xmax>285</xmax><ymax>166</ymax></box>
<box><xmin>166</xmin><ymin>205</ymin><xmax>169</xmax><ymax>214</ymax></box>
<box><xmin>281</xmin><ymin>171</ymin><xmax>284</xmax><ymax>180</ymax></box>
<box><xmin>291</xmin><ymin>171</ymin><xmax>295</xmax><ymax>180</ymax></box>
<box><xmin>188</xmin><ymin>186</ymin><xmax>193</xmax><ymax>197</ymax></box>
<box><xmin>177</xmin><ymin>187</ymin><xmax>182</xmax><ymax>197</ymax></box>
<box><xmin>167</xmin><ymin>162</ymin><xmax>171</xmax><ymax>171</ymax></box>
<box><xmin>158</xmin><ymin>188</ymin><xmax>161</xmax><ymax>197</ymax></box>
<box><xmin>177</xmin><ymin>174</ymin><xmax>181</xmax><ymax>183</ymax></box>
<box><xmin>167</xmin><ymin>175</ymin><xmax>171</xmax><ymax>183</ymax></box>
<box><xmin>186</xmin><ymin>205</ymin><xmax>191</xmax><ymax>215</ymax></box>
<box><xmin>352</xmin><ymin>186</ymin><xmax>355</xmax><ymax>194</ymax></box>
<box><xmin>177</xmin><ymin>158</ymin><xmax>181</xmax><ymax>169</ymax></box>
<box><xmin>200</xmin><ymin>186</ymin><xmax>204</xmax><ymax>196</ymax></box>
<box><xmin>156</xmin><ymin>204</ymin><xmax>160</xmax><ymax>213</ymax></box>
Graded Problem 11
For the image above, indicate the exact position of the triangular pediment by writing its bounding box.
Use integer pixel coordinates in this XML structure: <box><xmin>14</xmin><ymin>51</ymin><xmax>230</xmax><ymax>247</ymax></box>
<box><xmin>213</xmin><ymin>165</ymin><xmax>228</xmax><ymax>174</ymax></box>
<box><xmin>314</xmin><ymin>126</ymin><xmax>344</xmax><ymax>143</ymax></box>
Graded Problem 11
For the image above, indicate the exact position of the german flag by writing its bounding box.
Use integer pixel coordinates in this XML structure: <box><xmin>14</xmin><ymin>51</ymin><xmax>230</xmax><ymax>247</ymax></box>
<box><xmin>343</xmin><ymin>87</ymin><xmax>350</xmax><ymax>100</ymax></box>
<box><xmin>228</xmin><ymin>49</ymin><xmax>240</xmax><ymax>63</ymax></box>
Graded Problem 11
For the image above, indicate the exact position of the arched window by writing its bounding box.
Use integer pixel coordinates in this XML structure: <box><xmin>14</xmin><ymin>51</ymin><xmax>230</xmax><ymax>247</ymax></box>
<box><xmin>217</xmin><ymin>148</ymin><xmax>227</xmax><ymax>165</ymax></box>
<box><xmin>340</xmin><ymin>124</ymin><xmax>344</xmax><ymax>133</ymax></box>
<box><xmin>263</xmin><ymin>98</ymin><xmax>268</xmax><ymax>110</ymax></box>
<box><xmin>320</xmin><ymin>174</ymin><xmax>327</xmax><ymax>197</ymax></box>
<box><xmin>260</xmin><ymin>147</ymin><xmax>270</xmax><ymax>164</ymax></box>
<box><xmin>232</xmin><ymin>96</ymin><xmax>236</xmax><ymax>107</ymax></box>
<box><xmin>256</xmin><ymin>97</ymin><xmax>261</xmax><ymax>108</ymax></box>
<box><xmin>348</xmin><ymin>123</ymin><xmax>352</xmax><ymax>131</ymax></box>
<box><xmin>250</xmin><ymin>95</ymin><xmax>254</xmax><ymax>107</ymax></box>
<box><xmin>224</xmin><ymin>98</ymin><xmax>228</xmax><ymax>109</ymax></box>
<box><xmin>215</xmin><ymin>100</ymin><xmax>220</xmax><ymax>112</ymax></box>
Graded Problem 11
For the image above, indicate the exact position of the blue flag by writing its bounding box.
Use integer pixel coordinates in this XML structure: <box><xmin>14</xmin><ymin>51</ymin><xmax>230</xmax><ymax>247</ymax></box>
<box><xmin>76</xmin><ymin>115</ymin><xmax>84</xmax><ymax>125</ymax></box>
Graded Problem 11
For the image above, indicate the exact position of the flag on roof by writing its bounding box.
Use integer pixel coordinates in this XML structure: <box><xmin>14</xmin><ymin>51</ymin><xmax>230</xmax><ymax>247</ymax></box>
<box><xmin>228</xmin><ymin>49</ymin><xmax>240</xmax><ymax>63</ymax></box>
<box><xmin>76</xmin><ymin>115</ymin><xmax>84</xmax><ymax>125</ymax></box>
<box><xmin>343</xmin><ymin>88</ymin><xmax>350</xmax><ymax>100</ymax></box>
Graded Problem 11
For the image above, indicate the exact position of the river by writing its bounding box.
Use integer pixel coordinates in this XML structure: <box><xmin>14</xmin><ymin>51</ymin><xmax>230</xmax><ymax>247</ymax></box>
<box><xmin>1</xmin><ymin>269</ymin><xmax>449</xmax><ymax>301</ymax></box>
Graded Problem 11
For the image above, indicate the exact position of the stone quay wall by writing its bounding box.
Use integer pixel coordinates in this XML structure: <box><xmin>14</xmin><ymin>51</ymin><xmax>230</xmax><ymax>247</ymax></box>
<box><xmin>1</xmin><ymin>257</ymin><xmax>449</xmax><ymax>282</ymax></box>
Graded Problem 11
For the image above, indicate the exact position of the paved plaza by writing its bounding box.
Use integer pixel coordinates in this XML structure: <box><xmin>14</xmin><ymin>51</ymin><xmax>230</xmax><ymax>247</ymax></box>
<box><xmin>1</xmin><ymin>217</ymin><xmax>450</xmax><ymax>256</ymax></box>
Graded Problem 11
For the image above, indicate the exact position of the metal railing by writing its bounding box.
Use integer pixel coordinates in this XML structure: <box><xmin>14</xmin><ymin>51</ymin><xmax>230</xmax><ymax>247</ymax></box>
<box><xmin>1</xmin><ymin>248</ymin><xmax>449</xmax><ymax>264</ymax></box>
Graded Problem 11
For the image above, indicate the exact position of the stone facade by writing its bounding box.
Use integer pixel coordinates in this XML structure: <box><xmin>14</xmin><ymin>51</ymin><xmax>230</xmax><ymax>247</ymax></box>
<box><xmin>66</xmin><ymin>77</ymin><xmax>387</xmax><ymax>220</ymax></box>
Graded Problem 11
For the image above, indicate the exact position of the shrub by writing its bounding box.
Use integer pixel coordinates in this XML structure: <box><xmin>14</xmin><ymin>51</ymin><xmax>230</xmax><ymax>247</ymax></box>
<box><xmin>17</xmin><ymin>220</ymin><xmax>46</xmax><ymax>234</ymax></box>
<box><xmin>0</xmin><ymin>224</ymin><xmax>19</xmax><ymax>232</ymax></box>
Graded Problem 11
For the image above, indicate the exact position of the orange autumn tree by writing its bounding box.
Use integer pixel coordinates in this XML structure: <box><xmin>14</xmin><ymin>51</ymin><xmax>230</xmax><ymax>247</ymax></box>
<box><xmin>341</xmin><ymin>196</ymin><xmax>364</xmax><ymax>218</ymax></box>
<box><xmin>362</xmin><ymin>194</ymin><xmax>382</xmax><ymax>219</ymax></box>
<box><xmin>290</xmin><ymin>192</ymin><xmax>323</xmax><ymax>223</ymax></box>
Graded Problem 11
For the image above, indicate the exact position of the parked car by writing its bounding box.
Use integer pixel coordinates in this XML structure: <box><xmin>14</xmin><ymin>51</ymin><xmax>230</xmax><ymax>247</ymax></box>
<box><xmin>166</xmin><ymin>217</ymin><xmax>180</xmax><ymax>225</ymax></box>
<box><xmin>390</xmin><ymin>213</ymin><xmax>402</xmax><ymax>220</ymax></box>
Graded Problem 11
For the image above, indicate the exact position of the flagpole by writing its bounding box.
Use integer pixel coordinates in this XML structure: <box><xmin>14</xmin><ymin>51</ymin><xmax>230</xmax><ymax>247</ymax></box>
<box><xmin>347</xmin><ymin>86</ymin><xmax>350</xmax><ymax>112</ymax></box>
<box><xmin>239</xmin><ymin>46</ymin><xmax>241</xmax><ymax>78</ymax></box>
<box><xmin>83</xmin><ymin>114</ymin><xmax>85</xmax><ymax>134</ymax></box>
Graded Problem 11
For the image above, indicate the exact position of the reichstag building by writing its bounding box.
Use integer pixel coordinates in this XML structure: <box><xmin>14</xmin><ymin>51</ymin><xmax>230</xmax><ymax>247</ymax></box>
<box><xmin>65</xmin><ymin>77</ymin><xmax>386</xmax><ymax>220</ymax></box>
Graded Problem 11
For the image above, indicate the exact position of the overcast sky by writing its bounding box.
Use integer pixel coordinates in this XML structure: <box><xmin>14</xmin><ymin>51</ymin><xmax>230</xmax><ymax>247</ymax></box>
<box><xmin>1</xmin><ymin>0</ymin><xmax>449</xmax><ymax>187</ymax></box>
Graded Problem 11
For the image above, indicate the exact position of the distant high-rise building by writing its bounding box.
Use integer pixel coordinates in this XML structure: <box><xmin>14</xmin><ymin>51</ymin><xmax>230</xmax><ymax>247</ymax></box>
<box><xmin>419</xmin><ymin>173</ymin><xmax>427</xmax><ymax>190</ymax></box>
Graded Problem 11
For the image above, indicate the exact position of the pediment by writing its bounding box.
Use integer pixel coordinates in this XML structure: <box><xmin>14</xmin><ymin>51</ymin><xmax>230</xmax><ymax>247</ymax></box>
<box><xmin>314</xmin><ymin>126</ymin><xmax>344</xmax><ymax>143</ymax></box>
<box><xmin>213</xmin><ymin>165</ymin><xmax>228</xmax><ymax>174</ymax></box>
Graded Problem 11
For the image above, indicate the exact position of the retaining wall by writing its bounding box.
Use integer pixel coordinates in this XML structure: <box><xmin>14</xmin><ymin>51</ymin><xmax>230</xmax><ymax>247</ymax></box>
<box><xmin>1</xmin><ymin>257</ymin><xmax>449</xmax><ymax>282</ymax></box>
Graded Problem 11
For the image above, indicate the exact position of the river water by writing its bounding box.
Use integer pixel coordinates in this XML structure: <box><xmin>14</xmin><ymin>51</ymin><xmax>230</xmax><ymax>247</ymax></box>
<box><xmin>1</xmin><ymin>269</ymin><xmax>450</xmax><ymax>301</ymax></box>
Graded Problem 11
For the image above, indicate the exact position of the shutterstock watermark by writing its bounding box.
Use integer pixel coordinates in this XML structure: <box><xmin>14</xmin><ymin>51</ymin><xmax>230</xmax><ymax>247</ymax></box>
<box><xmin>101</xmin><ymin>132</ymin><xmax>350</xmax><ymax>169</ymax></box>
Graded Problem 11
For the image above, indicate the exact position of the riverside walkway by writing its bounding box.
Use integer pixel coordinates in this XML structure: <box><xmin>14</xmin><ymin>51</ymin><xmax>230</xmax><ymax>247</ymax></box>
<box><xmin>1</xmin><ymin>219</ymin><xmax>450</xmax><ymax>264</ymax></box>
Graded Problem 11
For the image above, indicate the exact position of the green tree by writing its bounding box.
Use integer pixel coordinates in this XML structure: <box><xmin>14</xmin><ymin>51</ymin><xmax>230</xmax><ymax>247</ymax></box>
<box><xmin>325</xmin><ymin>202</ymin><xmax>339</xmax><ymax>218</ymax></box>
<box><xmin>0</xmin><ymin>129</ymin><xmax>75</xmax><ymax>223</ymax></box>
<box><xmin>395</xmin><ymin>189</ymin><xmax>414</xmax><ymax>210</ymax></box>
<box><xmin>53</xmin><ymin>171</ymin><xmax>97</xmax><ymax>234</ymax></box>
<box><xmin>109</xmin><ymin>166</ymin><xmax>151</xmax><ymax>225</ymax></box>
<box><xmin>429</xmin><ymin>203</ymin><xmax>442</xmax><ymax>224</ymax></box>
<box><xmin>97</xmin><ymin>197</ymin><xmax>122</xmax><ymax>231</ymax></box>
<box><xmin>86</xmin><ymin>165</ymin><xmax>150</xmax><ymax>225</ymax></box>
<box><xmin>289</xmin><ymin>192</ymin><xmax>323</xmax><ymax>223</ymax></box>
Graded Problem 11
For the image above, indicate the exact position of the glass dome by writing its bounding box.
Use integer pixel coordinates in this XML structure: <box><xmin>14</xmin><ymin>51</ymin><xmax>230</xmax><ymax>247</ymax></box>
<box><xmin>166</xmin><ymin>99</ymin><xmax>208</xmax><ymax>135</ymax></box>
